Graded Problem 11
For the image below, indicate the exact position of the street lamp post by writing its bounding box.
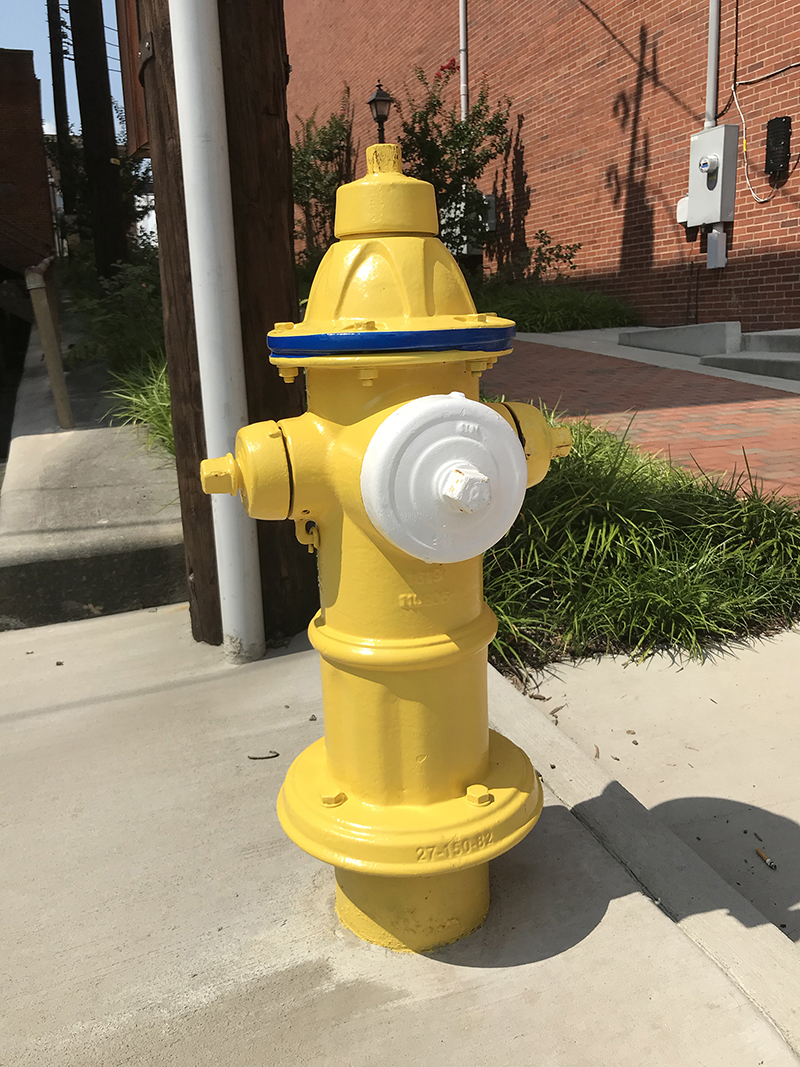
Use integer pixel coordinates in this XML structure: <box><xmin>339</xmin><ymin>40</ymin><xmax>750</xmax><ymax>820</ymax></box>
<box><xmin>367</xmin><ymin>82</ymin><xmax>393</xmax><ymax>144</ymax></box>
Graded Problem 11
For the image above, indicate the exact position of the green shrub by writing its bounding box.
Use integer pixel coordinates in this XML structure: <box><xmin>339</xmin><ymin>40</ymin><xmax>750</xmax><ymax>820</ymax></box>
<box><xmin>398</xmin><ymin>62</ymin><xmax>510</xmax><ymax>255</ymax></box>
<box><xmin>485</xmin><ymin>414</ymin><xmax>800</xmax><ymax>670</ymax></box>
<box><xmin>474</xmin><ymin>282</ymin><xmax>640</xmax><ymax>332</ymax></box>
<box><xmin>292</xmin><ymin>89</ymin><xmax>355</xmax><ymax>260</ymax></box>
<box><xmin>63</xmin><ymin>240</ymin><xmax>163</xmax><ymax>371</ymax></box>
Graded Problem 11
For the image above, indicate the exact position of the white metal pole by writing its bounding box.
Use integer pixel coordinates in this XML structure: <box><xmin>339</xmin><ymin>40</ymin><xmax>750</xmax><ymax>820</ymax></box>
<box><xmin>704</xmin><ymin>0</ymin><xmax>720</xmax><ymax>129</ymax></box>
<box><xmin>168</xmin><ymin>0</ymin><xmax>266</xmax><ymax>662</ymax></box>
<box><xmin>459</xmin><ymin>0</ymin><xmax>469</xmax><ymax>121</ymax></box>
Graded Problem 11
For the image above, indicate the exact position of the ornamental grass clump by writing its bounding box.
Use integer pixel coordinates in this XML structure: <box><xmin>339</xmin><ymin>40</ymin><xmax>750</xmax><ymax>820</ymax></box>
<box><xmin>484</xmin><ymin>414</ymin><xmax>800</xmax><ymax>670</ymax></box>
<box><xmin>108</xmin><ymin>356</ymin><xmax>174</xmax><ymax>455</ymax></box>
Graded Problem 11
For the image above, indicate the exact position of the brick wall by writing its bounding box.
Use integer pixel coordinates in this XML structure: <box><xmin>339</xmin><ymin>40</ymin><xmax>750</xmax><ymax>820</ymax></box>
<box><xmin>0</xmin><ymin>49</ymin><xmax>54</xmax><ymax>275</ymax></box>
<box><xmin>284</xmin><ymin>0</ymin><xmax>800</xmax><ymax>331</ymax></box>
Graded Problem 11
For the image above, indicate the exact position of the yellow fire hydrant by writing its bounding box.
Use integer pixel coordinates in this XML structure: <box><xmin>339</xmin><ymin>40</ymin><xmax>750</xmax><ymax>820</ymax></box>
<box><xmin>201</xmin><ymin>144</ymin><xmax>571</xmax><ymax>952</ymax></box>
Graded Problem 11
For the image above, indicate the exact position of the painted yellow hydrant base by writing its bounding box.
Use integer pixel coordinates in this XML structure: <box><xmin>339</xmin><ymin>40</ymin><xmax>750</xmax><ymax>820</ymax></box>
<box><xmin>335</xmin><ymin>864</ymin><xmax>490</xmax><ymax>952</ymax></box>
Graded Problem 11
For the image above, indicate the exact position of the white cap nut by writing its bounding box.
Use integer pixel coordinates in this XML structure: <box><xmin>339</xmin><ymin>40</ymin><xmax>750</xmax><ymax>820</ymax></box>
<box><xmin>441</xmin><ymin>465</ymin><xmax>492</xmax><ymax>513</ymax></box>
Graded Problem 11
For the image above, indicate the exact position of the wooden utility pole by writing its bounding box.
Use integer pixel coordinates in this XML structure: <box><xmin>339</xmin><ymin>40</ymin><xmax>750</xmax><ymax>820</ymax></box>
<box><xmin>68</xmin><ymin>0</ymin><xmax>129</xmax><ymax>274</ymax></box>
<box><xmin>217</xmin><ymin>0</ymin><xmax>318</xmax><ymax>641</ymax></box>
<box><xmin>46</xmin><ymin>0</ymin><xmax>75</xmax><ymax>214</ymax></box>
<box><xmin>137</xmin><ymin>0</ymin><xmax>223</xmax><ymax>645</ymax></box>
<box><xmin>136</xmin><ymin>0</ymin><xmax>316</xmax><ymax>645</ymax></box>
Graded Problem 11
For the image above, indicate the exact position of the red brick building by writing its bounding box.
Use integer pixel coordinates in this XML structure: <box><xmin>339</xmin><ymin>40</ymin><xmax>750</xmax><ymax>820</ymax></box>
<box><xmin>0</xmin><ymin>50</ymin><xmax>54</xmax><ymax>276</ymax></box>
<box><xmin>284</xmin><ymin>1</ymin><xmax>800</xmax><ymax>331</ymax></box>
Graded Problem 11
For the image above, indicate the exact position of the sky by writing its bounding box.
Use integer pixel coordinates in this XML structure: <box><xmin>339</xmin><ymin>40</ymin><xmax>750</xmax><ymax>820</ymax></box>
<box><xmin>1</xmin><ymin>0</ymin><xmax>125</xmax><ymax>136</ymax></box>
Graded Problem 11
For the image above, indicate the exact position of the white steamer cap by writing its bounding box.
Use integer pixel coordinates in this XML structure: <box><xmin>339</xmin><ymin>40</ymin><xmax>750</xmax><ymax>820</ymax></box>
<box><xmin>360</xmin><ymin>392</ymin><xmax>528</xmax><ymax>563</ymax></box>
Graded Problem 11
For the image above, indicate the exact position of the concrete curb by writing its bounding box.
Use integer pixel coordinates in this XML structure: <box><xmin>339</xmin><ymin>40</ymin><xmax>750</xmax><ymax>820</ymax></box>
<box><xmin>0</xmin><ymin>543</ymin><xmax>187</xmax><ymax>630</ymax></box>
<box><xmin>488</xmin><ymin>666</ymin><xmax>800</xmax><ymax>1055</ymax></box>
<box><xmin>0</xmin><ymin>428</ymin><xmax>186</xmax><ymax>630</ymax></box>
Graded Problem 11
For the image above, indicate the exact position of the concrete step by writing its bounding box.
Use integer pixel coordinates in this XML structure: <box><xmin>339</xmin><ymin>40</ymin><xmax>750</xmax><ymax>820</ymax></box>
<box><xmin>699</xmin><ymin>351</ymin><xmax>800</xmax><ymax>380</ymax></box>
<box><xmin>0</xmin><ymin>426</ymin><xmax>186</xmax><ymax>630</ymax></box>
<box><xmin>619</xmin><ymin>321</ymin><xmax>741</xmax><ymax>356</ymax></box>
<box><xmin>742</xmin><ymin>329</ymin><xmax>800</xmax><ymax>353</ymax></box>
<box><xmin>0</xmin><ymin>326</ymin><xmax>186</xmax><ymax>631</ymax></box>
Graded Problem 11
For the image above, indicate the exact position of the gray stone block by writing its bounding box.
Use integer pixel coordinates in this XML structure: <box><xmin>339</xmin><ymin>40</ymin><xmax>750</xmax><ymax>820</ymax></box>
<box><xmin>742</xmin><ymin>330</ymin><xmax>800</xmax><ymax>353</ymax></box>
<box><xmin>619</xmin><ymin>321</ymin><xmax>742</xmax><ymax>356</ymax></box>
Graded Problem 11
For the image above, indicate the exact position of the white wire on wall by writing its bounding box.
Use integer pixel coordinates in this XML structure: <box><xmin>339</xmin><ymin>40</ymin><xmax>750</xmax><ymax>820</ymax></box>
<box><xmin>731</xmin><ymin>85</ymin><xmax>779</xmax><ymax>203</ymax></box>
<box><xmin>721</xmin><ymin>42</ymin><xmax>800</xmax><ymax>204</ymax></box>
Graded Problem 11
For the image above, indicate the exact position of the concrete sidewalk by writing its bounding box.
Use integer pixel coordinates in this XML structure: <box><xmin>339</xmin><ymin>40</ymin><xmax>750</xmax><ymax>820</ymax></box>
<box><xmin>3</xmin><ymin>606</ymin><xmax>800</xmax><ymax>1066</ymax></box>
<box><xmin>524</xmin><ymin>630</ymin><xmax>800</xmax><ymax>944</ymax></box>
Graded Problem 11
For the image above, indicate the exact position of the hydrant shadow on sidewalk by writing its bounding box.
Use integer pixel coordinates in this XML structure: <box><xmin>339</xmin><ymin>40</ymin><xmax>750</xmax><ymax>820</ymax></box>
<box><xmin>428</xmin><ymin>786</ymin><xmax>800</xmax><ymax>968</ymax></box>
<box><xmin>429</xmin><ymin>804</ymin><xmax>617</xmax><ymax>968</ymax></box>
<box><xmin>651</xmin><ymin>795</ymin><xmax>800</xmax><ymax>942</ymax></box>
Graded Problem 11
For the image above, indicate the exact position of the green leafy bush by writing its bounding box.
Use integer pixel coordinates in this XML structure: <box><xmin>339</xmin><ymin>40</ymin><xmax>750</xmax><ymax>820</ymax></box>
<box><xmin>63</xmin><ymin>240</ymin><xmax>163</xmax><ymax>371</ymax></box>
<box><xmin>45</xmin><ymin>123</ymin><xmax>153</xmax><ymax>246</ymax></box>
<box><xmin>513</xmin><ymin>229</ymin><xmax>582</xmax><ymax>283</ymax></box>
<box><xmin>397</xmin><ymin>62</ymin><xmax>510</xmax><ymax>254</ymax></box>
<box><xmin>292</xmin><ymin>88</ymin><xmax>355</xmax><ymax>259</ymax></box>
<box><xmin>485</xmin><ymin>414</ymin><xmax>800</xmax><ymax>670</ymax></box>
<box><xmin>61</xmin><ymin>239</ymin><xmax>170</xmax><ymax>453</ymax></box>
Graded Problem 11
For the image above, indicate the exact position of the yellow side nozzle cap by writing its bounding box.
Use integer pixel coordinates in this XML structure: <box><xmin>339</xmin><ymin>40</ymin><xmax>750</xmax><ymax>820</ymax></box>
<box><xmin>200</xmin><ymin>453</ymin><xmax>240</xmax><ymax>496</ymax></box>
<box><xmin>334</xmin><ymin>143</ymin><xmax>439</xmax><ymax>239</ymax></box>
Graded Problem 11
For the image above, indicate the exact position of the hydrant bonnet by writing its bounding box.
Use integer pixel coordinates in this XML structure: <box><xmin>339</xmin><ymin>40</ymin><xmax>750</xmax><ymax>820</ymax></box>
<box><xmin>268</xmin><ymin>145</ymin><xmax>515</xmax><ymax>359</ymax></box>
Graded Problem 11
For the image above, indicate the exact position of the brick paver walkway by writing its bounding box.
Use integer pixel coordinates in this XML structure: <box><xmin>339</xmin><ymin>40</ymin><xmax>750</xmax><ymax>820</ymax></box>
<box><xmin>484</xmin><ymin>341</ymin><xmax>800</xmax><ymax>499</ymax></box>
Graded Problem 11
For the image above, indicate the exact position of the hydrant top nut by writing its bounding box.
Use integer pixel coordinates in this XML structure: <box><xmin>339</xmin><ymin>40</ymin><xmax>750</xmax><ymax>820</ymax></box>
<box><xmin>441</xmin><ymin>465</ymin><xmax>492</xmax><ymax>514</ymax></box>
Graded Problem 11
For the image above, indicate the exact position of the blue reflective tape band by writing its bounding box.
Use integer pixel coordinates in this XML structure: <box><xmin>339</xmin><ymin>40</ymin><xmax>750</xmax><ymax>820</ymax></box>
<box><xmin>268</xmin><ymin>325</ymin><xmax>515</xmax><ymax>357</ymax></box>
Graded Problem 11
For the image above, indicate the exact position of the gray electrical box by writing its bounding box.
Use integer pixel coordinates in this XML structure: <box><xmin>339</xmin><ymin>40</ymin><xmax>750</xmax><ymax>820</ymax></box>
<box><xmin>686</xmin><ymin>124</ymin><xmax>739</xmax><ymax>227</ymax></box>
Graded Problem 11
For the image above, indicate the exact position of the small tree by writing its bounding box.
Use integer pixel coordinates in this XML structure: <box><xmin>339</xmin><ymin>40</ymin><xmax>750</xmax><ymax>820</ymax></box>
<box><xmin>397</xmin><ymin>61</ymin><xmax>510</xmax><ymax>255</ymax></box>
<box><xmin>292</xmin><ymin>88</ymin><xmax>355</xmax><ymax>260</ymax></box>
<box><xmin>45</xmin><ymin>116</ymin><xmax>153</xmax><ymax>247</ymax></box>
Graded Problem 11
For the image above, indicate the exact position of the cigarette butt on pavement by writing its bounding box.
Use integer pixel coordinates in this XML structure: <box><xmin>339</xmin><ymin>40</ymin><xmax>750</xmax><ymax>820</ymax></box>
<box><xmin>756</xmin><ymin>847</ymin><xmax>778</xmax><ymax>870</ymax></box>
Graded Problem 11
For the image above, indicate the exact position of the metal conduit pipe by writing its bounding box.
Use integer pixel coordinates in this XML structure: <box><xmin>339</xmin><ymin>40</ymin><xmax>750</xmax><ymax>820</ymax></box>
<box><xmin>704</xmin><ymin>0</ymin><xmax>721</xmax><ymax>129</ymax></box>
<box><xmin>168</xmin><ymin>0</ymin><xmax>266</xmax><ymax>662</ymax></box>
<box><xmin>459</xmin><ymin>0</ymin><xmax>469</xmax><ymax>121</ymax></box>
<box><xmin>703</xmin><ymin>0</ymin><xmax>726</xmax><ymax>265</ymax></box>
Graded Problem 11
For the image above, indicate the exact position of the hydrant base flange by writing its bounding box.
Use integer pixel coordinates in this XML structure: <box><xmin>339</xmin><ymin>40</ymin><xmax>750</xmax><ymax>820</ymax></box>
<box><xmin>277</xmin><ymin>729</ymin><xmax>543</xmax><ymax>877</ymax></box>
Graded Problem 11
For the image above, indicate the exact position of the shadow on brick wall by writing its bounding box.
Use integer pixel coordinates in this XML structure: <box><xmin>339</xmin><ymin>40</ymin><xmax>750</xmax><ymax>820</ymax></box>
<box><xmin>489</xmin><ymin>113</ymin><xmax>531</xmax><ymax>275</ymax></box>
<box><xmin>615</xmin><ymin>25</ymin><xmax>656</xmax><ymax>276</ymax></box>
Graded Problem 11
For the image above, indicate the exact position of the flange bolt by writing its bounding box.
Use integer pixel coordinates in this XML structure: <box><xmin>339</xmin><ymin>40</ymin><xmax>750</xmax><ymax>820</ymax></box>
<box><xmin>466</xmin><ymin>784</ymin><xmax>494</xmax><ymax>806</ymax></box>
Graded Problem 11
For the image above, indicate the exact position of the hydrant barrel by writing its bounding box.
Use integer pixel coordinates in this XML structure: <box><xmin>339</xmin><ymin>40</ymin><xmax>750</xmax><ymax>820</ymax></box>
<box><xmin>201</xmin><ymin>144</ymin><xmax>571</xmax><ymax>952</ymax></box>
